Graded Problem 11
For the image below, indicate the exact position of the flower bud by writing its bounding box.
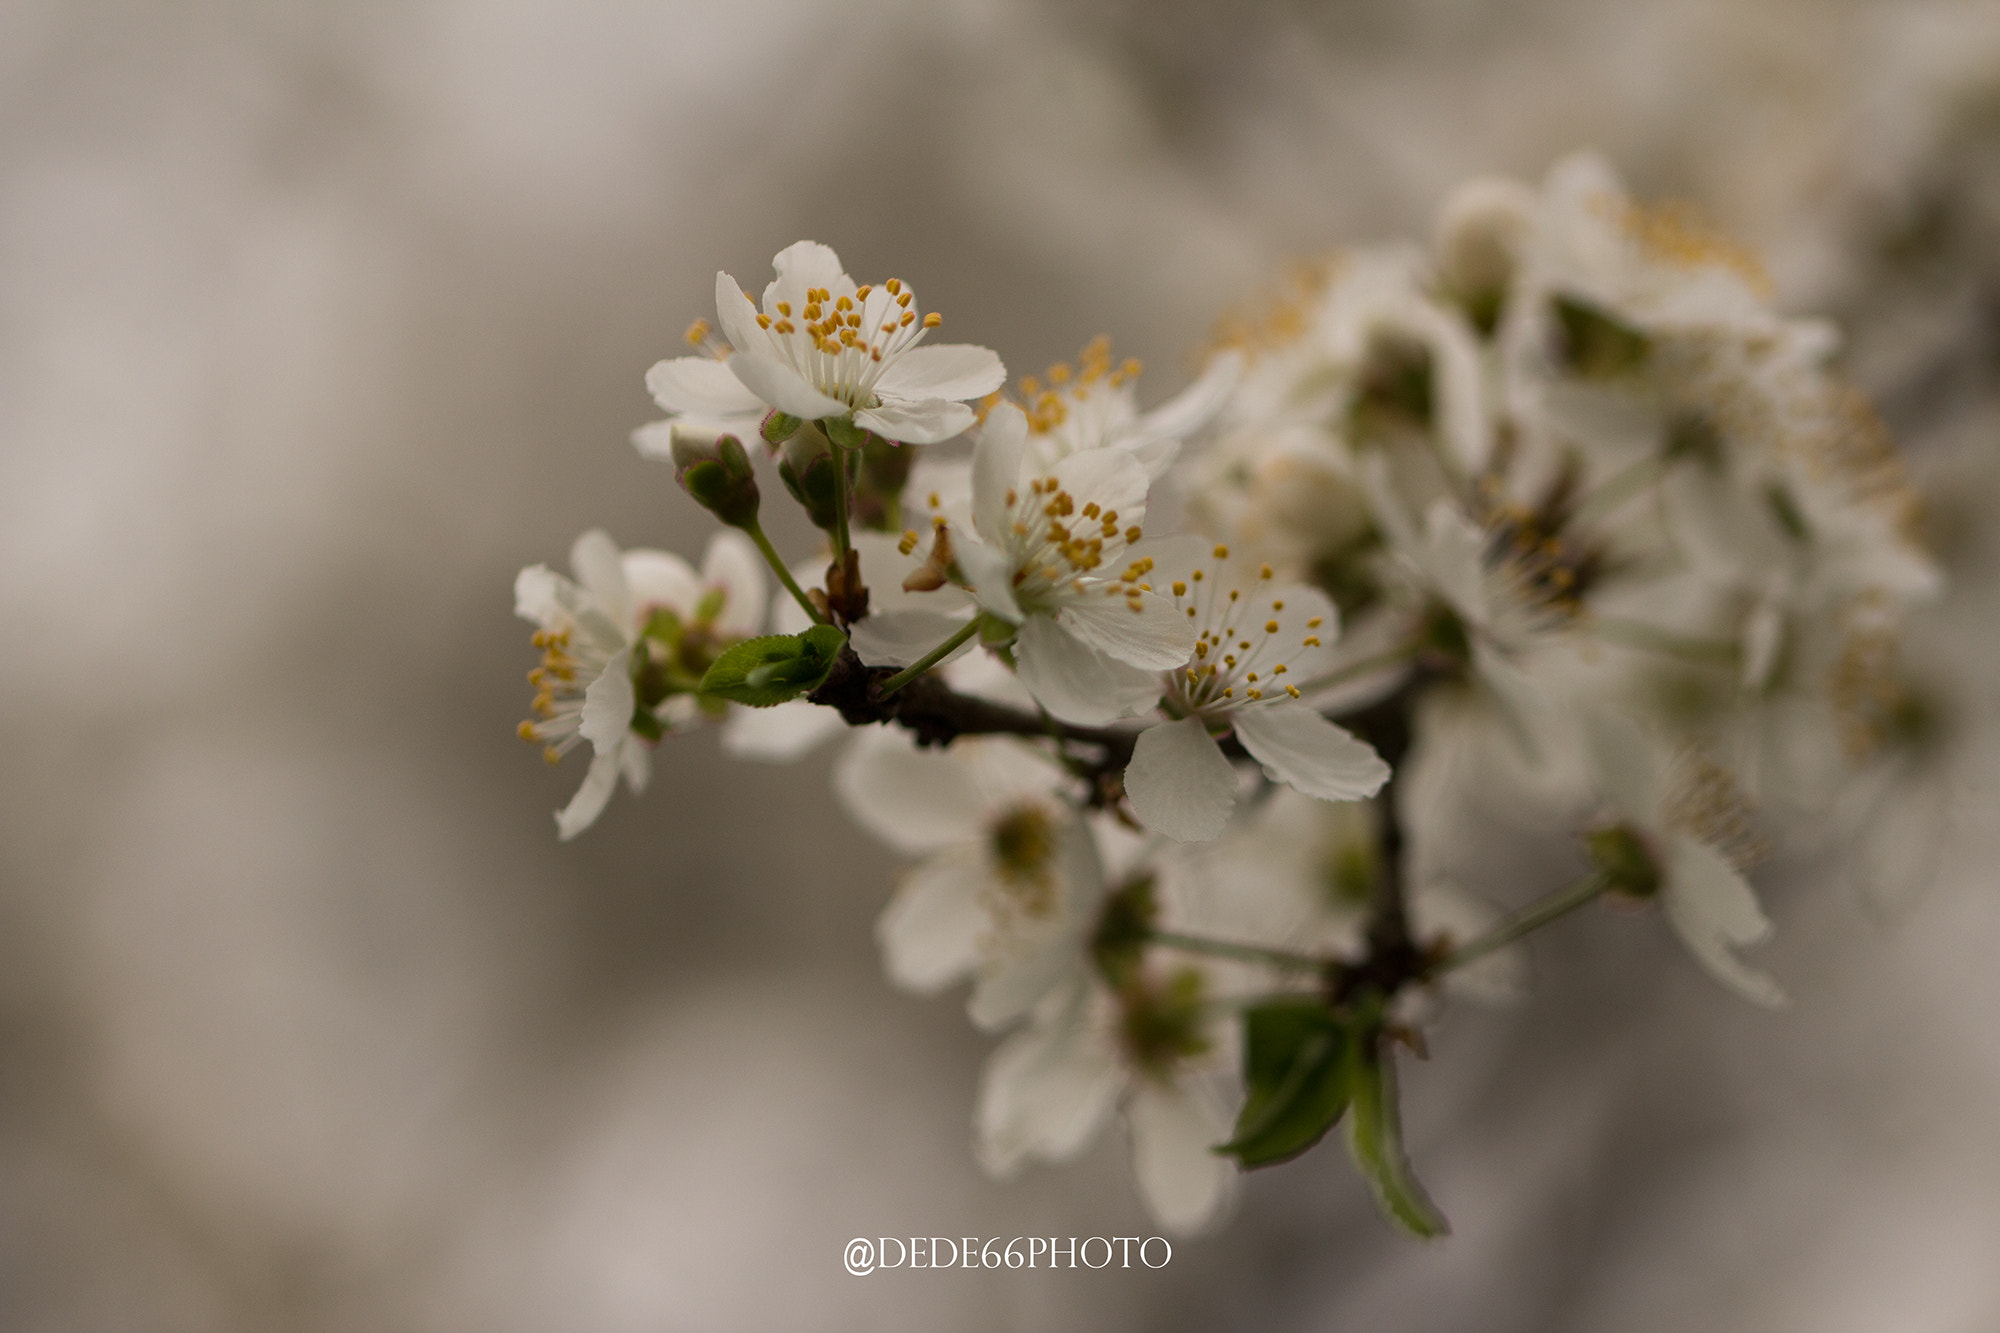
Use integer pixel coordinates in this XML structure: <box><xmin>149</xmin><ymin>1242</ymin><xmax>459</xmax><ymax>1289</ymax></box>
<box><xmin>673</xmin><ymin>432</ymin><xmax>760</xmax><ymax>529</ymax></box>
<box><xmin>777</xmin><ymin>422</ymin><xmax>842</xmax><ymax>531</ymax></box>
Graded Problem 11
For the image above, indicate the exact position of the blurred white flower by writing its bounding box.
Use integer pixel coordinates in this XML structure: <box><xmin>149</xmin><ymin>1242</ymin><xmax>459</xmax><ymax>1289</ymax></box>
<box><xmin>515</xmin><ymin>529</ymin><xmax>764</xmax><ymax>838</ymax></box>
<box><xmin>1011</xmin><ymin>336</ymin><xmax>1241</xmax><ymax>481</ymax></box>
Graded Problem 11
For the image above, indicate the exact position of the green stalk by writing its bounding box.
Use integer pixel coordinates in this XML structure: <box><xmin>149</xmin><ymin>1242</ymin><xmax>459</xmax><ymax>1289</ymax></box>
<box><xmin>744</xmin><ymin>518</ymin><xmax>827</xmax><ymax>625</ymax></box>
<box><xmin>1148</xmin><ymin>930</ymin><xmax>1326</xmax><ymax>972</ymax></box>
<box><xmin>1437</xmin><ymin>873</ymin><xmax>1607</xmax><ymax>973</ymax></box>
<box><xmin>877</xmin><ymin>617</ymin><xmax>983</xmax><ymax>695</ymax></box>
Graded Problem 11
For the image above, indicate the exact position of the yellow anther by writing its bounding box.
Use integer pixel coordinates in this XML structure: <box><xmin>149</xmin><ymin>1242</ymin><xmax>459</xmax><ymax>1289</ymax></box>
<box><xmin>1195</xmin><ymin>642</ymin><xmax>1208</xmax><ymax>658</ymax></box>
<box><xmin>543</xmin><ymin>746</ymin><xmax>562</xmax><ymax>765</ymax></box>
<box><xmin>1082</xmin><ymin>502</ymin><xmax>1100</xmax><ymax>518</ymax></box>
<box><xmin>1246</xmin><ymin>688</ymin><xmax>1262</xmax><ymax>700</ymax></box>
<box><xmin>1272</xmin><ymin>664</ymin><xmax>1287</xmax><ymax>675</ymax></box>
<box><xmin>1286</xmin><ymin>685</ymin><xmax>1301</xmax><ymax>699</ymax></box>
<box><xmin>775</xmin><ymin>320</ymin><xmax>794</xmax><ymax>335</ymax></box>
<box><xmin>1172</xmin><ymin>581</ymin><xmax>1187</xmax><ymax>597</ymax></box>
<box><xmin>898</xmin><ymin>530</ymin><xmax>920</xmax><ymax>555</ymax></box>
<box><xmin>1127</xmin><ymin>598</ymin><xmax>1144</xmax><ymax>612</ymax></box>
<box><xmin>684</xmin><ymin>318</ymin><xmax>711</xmax><ymax>345</ymax></box>
<box><xmin>517</xmin><ymin>720</ymin><xmax>537</xmax><ymax>741</ymax></box>
<box><xmin>928</xmin><ymin>491</ymin><xmax>941</xmax><ymax>508</ymax></box>
<box><xmin>1191</xmin><ymin>570</ymin><xmax>1204</xmax><ymax>582</ymax></box>
<box><xmin>886</xmin><ymin>278</ymin><xmax>902</xmax><ymax>295</ymax></box>
<box><xmin>1259</xmin><ymin>563</ymin><xmax>1273</xmax><ymax>580</ymax></box>
<box><xmin>1125</xmin><ymin>526</ymin><xmax>1142</xmax><ymax>542</ymax></box>
<box><xmin>854</xmin><ymin>285</ymin><xmax>872</xmax><ymax>300</ymax></box>
<box><xmin>1223</xmin><ymin>688</ymin><xmax>1234</xmax><ymax>698</ymax></box>
<box><xmin>1186</xmin><ymin>607</ymin><xmax>1197</xmax><ymax>618</ymax></box>
<box><xmin>1228</xmin><ymin>590</ymin><xmax>1240</xmax><ymax>602</ymax></box>
<box><xmin>922</xmin><ymin>312</ymin><xmax>942</xmax><ymax>328</ymax></box>
<box><xmin>1246</xmin><ymin>672</ymin><xmax>1258</xmax><ymax>682</ymax></box>
<box><xmin>1306</xmin><ymin>616</ymin><xmax>1323</xmax><ymax>628</ymax></box>
<box><xmin>898</xmin><ymin>291</ymin><xmax>913</xmax><ymax>308</ymax></box>
<box><xmin>1271</xmin><ymin>599</ymin><xmax>1284</xmax><ymax>611</ymax></box>
<box><xmin>1224</xmin><ymin>654</ymin><xmax>1237</xmax><ymax>667</ymax></box>
<box><xmin>1265</xmin><ymin>620</ymin><xmax>1280</xmax><ymax>634</ymax></box>
<box><xmin>756</xmin><ymin>313</ymin><xmax>772</xmax><ymax>329</ymax></box>
<box><xmin>1213</xmin><ymin>544</ymin><xmax>1229</xmax><ymax>559</ymax></box>
<box><xmin>1101</xmin><ymin>510</ymin><xmax>1118</xmax><ymax>525</ymax></box>
<box><xmin>1121</xmin><ymin>358</ymin><xmax>1141</xmax><ymax>378</ymax></box>
<box><xmin>1302</xmin><ymin>635</ymin><xmax>1321</xmax><ymax>647</ymax></box>
<box><xmin>527</xmin><ymin>667</ymin><xmax>545</xmax><ymax>685</ymax></box>
<box><xmin>1048</xmin><ymin>363</ymin><xmax>1072</xmax><ymax>385</ymax></box>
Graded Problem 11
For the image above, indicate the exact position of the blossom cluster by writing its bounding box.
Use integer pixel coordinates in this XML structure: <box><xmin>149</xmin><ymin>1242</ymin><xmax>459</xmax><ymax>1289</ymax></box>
<box><xmin>513</xmin><ymin>157</ymin><xmax>1939</xmax><ymax>1236</ymax></box>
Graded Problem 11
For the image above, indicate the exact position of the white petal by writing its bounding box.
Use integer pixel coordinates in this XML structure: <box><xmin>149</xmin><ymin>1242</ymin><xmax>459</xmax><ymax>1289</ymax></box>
<box><xmin>646</xmin><ymin>356</ymin><xmax>766</xmax><ymax>418</ymax></box>
<box><xmin>969</xmin><ymin>820</ymin><xmax>1104</xmax><ymax>1031</ymax></box>
<box><xmin>872</xmin><ymin>343</ymin><xmax>1007</xmax><ymax>403</ymax></box>
<box><xmin>1663</xmin><ymin>835</ymin><xmax>1785</xmax><ymax>1008</ymax></box>
<box><xmin>619</xmin><ymin>736</ymin><xmax>652</xmax><ymax>793</ymax></box>
<box><xmin>1050</xmin><ymin>447</ymin><xmax>1150</xmax><ymax>529</ymax></box>
<box><xmin>975</xmin><ymin>994</ymin><xmax>1122</xmax><ymax>1175</ymax></box>
<box><xmin>1015</xmin><ymin>616</ymin><xmax>1163</xmax><ymax>726</ymax></box>
<box><xmin>850</xmin><ymin>610</ymin><xmax>975</xmax><ymax>669</ymax></box>
<box><xmin>514</xmin><ymin>564</ymin><xmax>564</xmax><ymax>625</ymax></box>
<box><xmin>700</xmin><ymin>529</ymin><xmax>768</xmax><ymax>638</ymax></box>
<box><xmin>569</xmin><ymin>529</ymin><xmax>632</xmax><ymax>627</ymax></box>
<box><xmin>971</xmin><ymin>403</ymin><xmax>1027</xmax><ymax>545</ymax></box>
<box><xmin>1127</xmin><ymin>1084</ymin><xmax>1235</xmax><ymax>1234</ymax></box>
<box><xmin>1125</xmin><ymin>351</ymin><xmax>1240</xmax><ymax>463</ymax></box>
<box><xmin>1054</xmin><ymin>592</ymin><xmax>1195</xmax><ymax>671</ymax></box>
<box><xmin>833</xmin><ymin>727</ymin><xmax>989</xmax><ymax>854</ymax></box>
<box><xmin>578</xmin><ymin>646</ymin><xmax>635</xmax><ymax>750</ymax></box>
<box><xmin>619</xmin><ymin>549</ymin><xmax>701</xmax><ymax>621</ymax></box>
<box><xmin>1233</xmin><ymin>703</ymin><xmax>1390</xmax><ymax>803</ymax></box>
<box><xmin>959</xmin><ymin>538</ymin><xmax>1022</xmax><ymax>622</ymax></box>
<box><xmin>877</xmin><ymin>847</ymin><xmax>987</xmax><ymax>994</ymax></box>
<box><xmin>1583</xmin><ymin>709</ymin><xmax>1666</xmax><ymax>825</ymax></box>
<box><xmin>555</xmin><ymin>748</ymin><xmax>622</xmax><ymax>840</ymax></box>
<box><xmin>727</xmin><ymin>350</ymin><xmax>847</xmax><ymax>420</ymax></box>
<box><xmin>1421</xmin><ymin>501</ymin><xmax>1490</xmax><ymax>626</ymax></box>
<box><xmin>630</xmin><ymin>420</ymin><xmax>678</xmax><ymax>461</ymax></box>
<box><xmin>763</xmin><ymin>240</ymin><xmax>848</xmax><ymax>313</ymax></box>
<box><xmin>721</xmin><ymin>700</ymin><xmax>845</xmax><ymax>761</ymax></box>
<box><xmin>713</xmin><ymin>270</ymin><xmax>765</xmax><ymax>355</ymax></box>
<box><xmin>854</xmin><ymin>398</ymin><xmax>973</xmax><ymax>445</ymax></box>
<box><xmin>1125</xmin><ymin>718</ymin><xmax>1238</xmax><ymax>843</ymax></box>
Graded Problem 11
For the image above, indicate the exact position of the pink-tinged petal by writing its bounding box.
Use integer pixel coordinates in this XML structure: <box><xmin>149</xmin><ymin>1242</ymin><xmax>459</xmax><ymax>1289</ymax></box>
<box><xmin>555</xmin><ymin>748</ymin><xmax>622</xmax><ymax>841</ymax></box>
<box><xmin>619</xmin><ymin>549</ymin><xmax>702</xmax><ymax>621</ymax></box>
<box><xmin>728</xmin><ymin>350</ymin><xmax>847</xmax><ymax>420</ymax></box>
<box><xmin>646</xmin><ymin>356</ymin><xmax>766</xmax><ymax>417</ymax></box>
<box><xmin>849</xmin><ymin>609</ymin><xmax>976</xmax><ymax>668</ymax></box>
<box><xmin>975</xmin><ymin>990</ymin><xmax>1122</xmax><ymax>1175</ymax></box>
<box><xmin>1015</xmin><ymin>616</ymin><xmax>1162</xmax><ymax>726</ymax></box>
<box><xmin>720</xmin><ymin>700</ymin><xmax>845</xmax><ymax>761</ymax></box>
<box><xmin>1233</xmin><ymin>703</ymin><xmax>1390</xmax><ymax>803</ymax></box>
<box><xmin>1056</xmin><ymin>591</ymin><xmax>1195</xmax><ymax>671</ymax></box>
<box><xmin>877</xmin><ymin>846</ymin><xmax>987</xmax><ymax>994</ymax></box>
<box><xmin>569</xmin><ymin>529</ymin><xmax>632</xmax><ymax>627</ymax></box>
<box><xmin>1126</xmin><ymin>718</ymin><xmax>1238</xmax><ymax>843</ymax></box>
<box><xmin>1663</xmin><ymin>835</ymin><xmax>1785</xmax><ymax>1008</ymax></box>
<box><xmin>699</xmin><ymin>529</ymin><xmax>768</xmax><ymax>638</ymax></box>
<box><xmin>578</xmin><ymin>646</ymin><xmax>636</xmax><ymax>750</ymax></box>
<box><xmin>972</xmin><ymin>404</ymin><xmax>1027</xmax><ymax>544</ymax></box>
<box><xmin>872</xmin><ymin>343</ymin><xmax>1007</xmax><ymax>403</ymax></box>
<box><xmin>854</xmin><ymin>398</ymin><xmax>973</xmax><ymax>445</ymax></box>
<box><xmin>834</xmin><ymin>727</ymin><xmax>989</xmax><ymax>854</ymax></box>
<box><xmin>1128</xmin><ymin>1083</ymin><xmax>1236</xmax><ymax>1234</ymax></box>
<box><xmin>713</xmin><ymin>270</ymin><xmax>764</xmax><ymax>354</ymax></box>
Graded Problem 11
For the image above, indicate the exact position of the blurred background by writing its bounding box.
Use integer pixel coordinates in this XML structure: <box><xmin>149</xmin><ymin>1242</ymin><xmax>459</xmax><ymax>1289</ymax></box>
<box><xmin>4</xmin><ymin>2</ymin><xmax>2000</xmax><ymax>1328</ymax></box>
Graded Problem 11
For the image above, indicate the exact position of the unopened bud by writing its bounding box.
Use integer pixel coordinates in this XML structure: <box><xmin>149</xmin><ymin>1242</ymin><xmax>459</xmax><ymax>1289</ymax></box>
<box><xmin>777</xmin><ymin>423</ymin><xmax>842</xmax><ymax>531</ymax></box>
<box><xmin>674</xmin><ymin>432</ymin><xmax>760</xmax><ymax>528</ymax></box>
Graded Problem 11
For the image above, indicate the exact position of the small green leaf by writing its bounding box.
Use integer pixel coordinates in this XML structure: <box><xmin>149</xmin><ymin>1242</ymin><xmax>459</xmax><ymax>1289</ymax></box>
<box><xmin>1218</xmin><ymin>1000</ymin><xmax>1350</xmax><ymax>1168</ymax></box>
<box><xmin>1343</xmin><ymin>1036</ymin><xmax>1449</xmax><ymax>1238</ymax></box>
<box><xmin>697</xmin><ymin>625</ymin><xmax>847</xmax><ymax>707</ymax></box>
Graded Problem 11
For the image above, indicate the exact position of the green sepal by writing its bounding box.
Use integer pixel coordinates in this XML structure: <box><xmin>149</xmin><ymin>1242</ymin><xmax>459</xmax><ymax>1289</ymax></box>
<box><xmin>1343</xmin><ymin>1035</ymin><xmax>1449</xmax><ymax>1238</ymax></box>
<box><xmin>628</xmin><ymin>701</ymin><xmax>665</xmax><ymax>742</ymax></box>
<box><xmin>1217</xmin><ymin>999</ymin><xmax>1351</xmax><ymax>1168</ymax></box>
<box><xmin>696</xmin><ymin>624</ymin><xmax>847</xmax><ymax>707</ymax></box>
<box><xmin>821</xmin><ymin>415</ymin><xmax>867</xmax><ymax>450</ymax></box>
<box><xmin>760</xmin><ymin>410</ymin><xmax>802</xmax><ymax>445</ymax></box>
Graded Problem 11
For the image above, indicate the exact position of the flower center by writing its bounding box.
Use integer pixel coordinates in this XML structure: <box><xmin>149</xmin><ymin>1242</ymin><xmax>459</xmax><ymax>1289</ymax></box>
<box><xmin>1168</xmin><ymin>546</ymin><xmax>1315</xmax><ymax>712</ymax></box>
<box><xmin>989</xmin><ymin>804</ymin><xmax>1058</xmax><ymax>913</ymax></box>
<box><xmin>1002</xmin><ymin>475</ymin><xmax>1148</xmax><ymax>612</ymax></box>
<box><xmin>753</xmin><ymin>278</ymin><xmax>943</xmax><ymax>409</ymax></box>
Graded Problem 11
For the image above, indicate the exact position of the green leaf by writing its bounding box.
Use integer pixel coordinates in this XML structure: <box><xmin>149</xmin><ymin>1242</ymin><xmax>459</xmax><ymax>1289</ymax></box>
<box><xmin>697</xmin><ymin>625</ymin><xmax>847</xmax><ymax>707</ymax></box>
<box><xmin>1343</xmin><ymin>1036</ymin><xmax>1449</xmax><ymax>1238</ymax></box>
<box><xmin>1218</xmin><ymin>1000</ymin><xmax>1350</xmax><ymax>1168</ymax></box>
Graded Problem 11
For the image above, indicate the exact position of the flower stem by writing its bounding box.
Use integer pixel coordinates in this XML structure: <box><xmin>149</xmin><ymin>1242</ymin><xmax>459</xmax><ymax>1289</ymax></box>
<box><xmin>826</xmin><ymin>424</ymin><xmax>855</xmax><ymax>567</ymax></box>
<box><xmin>1437</xmin><ymin>873</ymin><xmax>1607</xmax><ymax>973</ymax></box>
<box><xmin>744</xmin><ymin>518</ymin><xmax>827</xmax><ymax>625</ymax></box>
<box><xmin>1148</xmin><ymin>930</ymin><xmax>1326</xmax><ymax>972</ymax></box>
<box><xmin>877</xmin><ymin>617</ymin><xmax>983</xmax><ymax>695</ymax></box>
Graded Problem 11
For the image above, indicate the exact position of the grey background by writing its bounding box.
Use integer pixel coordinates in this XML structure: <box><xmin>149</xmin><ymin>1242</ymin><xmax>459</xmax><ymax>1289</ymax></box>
<box><xmin>4</xmin><ymin>2</ymin><xmax>1999</xmax><ymax>1329</ymax></box>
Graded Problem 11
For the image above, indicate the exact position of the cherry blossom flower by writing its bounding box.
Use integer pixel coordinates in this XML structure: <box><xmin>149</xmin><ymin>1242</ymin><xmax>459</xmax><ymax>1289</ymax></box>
<box><xmin>642</xmin><ymin>240</ymin><xmax>1005</xmax><ymax>447</ymax></box>
<box><xmin>515</xmin><ymin>529</ymin><xmax>764</xmax><ymax>838</ymax></box>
